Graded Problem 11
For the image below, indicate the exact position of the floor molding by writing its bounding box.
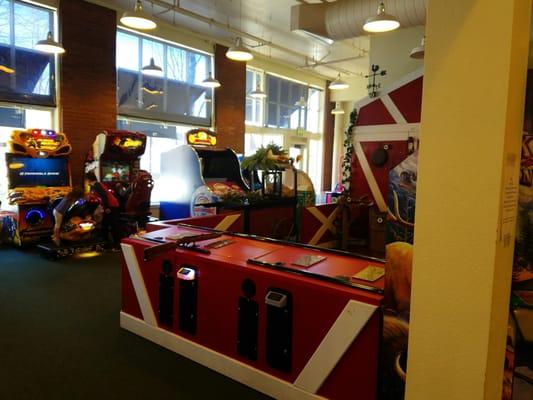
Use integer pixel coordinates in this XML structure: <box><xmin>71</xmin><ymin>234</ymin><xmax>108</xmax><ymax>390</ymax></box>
<box><xmin>120</xmin><ymin>312</ymin><xmax>325</xmax><ymax>400</ymax></box>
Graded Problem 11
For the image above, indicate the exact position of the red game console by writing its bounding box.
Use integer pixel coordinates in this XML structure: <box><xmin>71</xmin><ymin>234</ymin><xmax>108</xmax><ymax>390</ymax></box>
<box><xmin>121</xmin><ymin>225</ymin><xmax>384</xmax><ymax>399</ymax></box>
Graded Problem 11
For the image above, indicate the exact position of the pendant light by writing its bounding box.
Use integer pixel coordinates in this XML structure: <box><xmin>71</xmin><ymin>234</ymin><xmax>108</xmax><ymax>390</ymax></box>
<box><xmin>331</xmin><ymin>102</ymin><xmax>345</xmax><ymax>115</ymax></box>
<box><xmin>295</xmin><ymin>96</ymin><xmax>307</xmax><ymax>108</ymax></box>
<box><xmin>0</xmin><ymin>65</ymin><xmax>15</xmax><ymax>74</ymax></box>
<box><xmin>120</xmin><ymin>0</ymin><xmax>157</xmax><ymax>30</ymax></box>
<box><xmin>226</xmin><ymin>1</ymin><xmax>252</xmax><ymax>62</ymax></box>
<box><xmin>35</xmin><ymin>31</ymin><xmax>65</xmax><ymax>54</ymax></box>
<box><xmin>363</xmin><ymin>2</ymin><xmax>400</xmax><ymax>33</ymax></box>
<box><xmin>226</xmin><ymin>37</ymin><xmax>253</xmax><ymax>62</ymax></box>
<box><xmin>250</xmin><ymin>83</ymin><xmax>266</xmax><ymax>98</ymax></box>
<box><xmin>201</xmin><ymin>73</ymin><xmax>221</xmax><ymax>89</ymax></box>
<box><xmin>329</xmin><ymin>74</ymin><xmax>349</xmax><ymax>90</ymax></box>
<box><xmin>410</xmin><ymin>37</ymin><xmax>425</xmax><ymax>59</ymax></box>
<box><xmin>142</xmin><ymin>57</ymin><xmax>163</xmax><ymax>77</ymax></box>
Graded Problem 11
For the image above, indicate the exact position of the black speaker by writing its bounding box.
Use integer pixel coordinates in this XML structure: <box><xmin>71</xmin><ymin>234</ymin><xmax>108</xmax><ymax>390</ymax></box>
<box><xmin>158</xmin><ymin>260</ymin><xmax>174</xmax><ymax>327</ymax></box>
<box><xmin>265</xmin><ymin>288</ymin><xmax>292</xmax><ymax>373</ymax></box>
<box><xmin>177</xmin><ymin>266</ymin><xmax>198</xmax><ymax>335</ymax></box>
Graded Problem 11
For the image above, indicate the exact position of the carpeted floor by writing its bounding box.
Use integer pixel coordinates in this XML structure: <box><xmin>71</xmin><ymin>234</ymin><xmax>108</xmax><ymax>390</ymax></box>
<box><xmin>0</xmin><ymin>247</ymin><xmax>270</xmax><ymax>400</ymax></box>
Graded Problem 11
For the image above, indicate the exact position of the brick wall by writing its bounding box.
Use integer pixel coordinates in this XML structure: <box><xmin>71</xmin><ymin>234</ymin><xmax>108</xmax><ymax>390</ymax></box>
<box><xmin>214</xmin><ymin>44</ymin><xmax>245</xmax><ymax>153</ymax></box>
<box><xmin>59</xmin><ymin>0</ymin><xmax>117</xmax><ymax>187</ymax></box>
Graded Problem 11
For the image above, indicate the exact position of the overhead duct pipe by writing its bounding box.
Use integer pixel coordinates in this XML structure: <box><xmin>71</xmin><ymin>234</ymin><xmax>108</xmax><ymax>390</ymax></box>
<box><xmin>326</xmin><ymin>0</ymin><xmax>426</xmax><ymax>39</ymax></box>
<box><xmin>291</xmin><ymin>0</ymin><xmax>426</xmax><ymax>41</ymax></box>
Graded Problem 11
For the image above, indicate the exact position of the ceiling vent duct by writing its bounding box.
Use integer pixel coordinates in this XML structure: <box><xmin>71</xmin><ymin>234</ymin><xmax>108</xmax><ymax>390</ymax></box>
<box><xmin>290</xmin><ymin>3</ymin><xmax>333</xmax><ymax>45</ymax></box>
<box><xmin>291</xmin><ymin>0</ymin><xmax>426</xmax><ymax>42</ymax></box>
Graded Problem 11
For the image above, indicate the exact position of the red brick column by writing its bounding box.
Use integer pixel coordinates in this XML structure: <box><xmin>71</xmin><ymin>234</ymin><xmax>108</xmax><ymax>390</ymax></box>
<box><xmin>214</xmin><ymin>44</ymin><xmax>246</xmax><ymax>153</ymax></box>
<box><xmin>322</xmin><ymin>83</ymin><xmax>334</xmax><ymax>191</ymax></box>
<box><xmin>59</xmin><ymin>0</ymin><xmax>117</xmax><ymax>186</ymax></box>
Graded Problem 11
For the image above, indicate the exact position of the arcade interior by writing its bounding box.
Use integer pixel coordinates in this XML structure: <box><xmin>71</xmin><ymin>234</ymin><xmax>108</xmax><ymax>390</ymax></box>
<box><xmin>0</xmin><ymin>1</ymin><xmax>532</xmax><ymax>400</ymax></box>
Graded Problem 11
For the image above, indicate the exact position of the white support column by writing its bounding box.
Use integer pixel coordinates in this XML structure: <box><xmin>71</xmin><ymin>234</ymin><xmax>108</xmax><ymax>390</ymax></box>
<box><xmin>406</xmin><ymin>1</ymin><xmax>531</xmax><ymax>399</ymax></box>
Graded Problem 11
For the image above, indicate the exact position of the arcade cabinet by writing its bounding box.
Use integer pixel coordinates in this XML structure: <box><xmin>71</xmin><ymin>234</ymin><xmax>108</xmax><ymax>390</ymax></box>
<box><xmin>37</xmin><ymin>194</ymin><xmax>106</xmax><ymax>259</ymax></box>
<box><xmin>159</xmin><ymin>128</ymin><xmax>249</xmax><ymax>219</ymax></box>
<box><xmin>1</xmin><ymin>129</ymin><xmax>71</xmax><ymax>246</ymax></box>
<box><xmin>85</xmin><ymin>130</ymin><xmax>153</xmax><ymax>227</ymax></box>
<box><xmin>121</xmin><ymin>224</ymin><xmax>385</xmax><ymax>400</ymax></box>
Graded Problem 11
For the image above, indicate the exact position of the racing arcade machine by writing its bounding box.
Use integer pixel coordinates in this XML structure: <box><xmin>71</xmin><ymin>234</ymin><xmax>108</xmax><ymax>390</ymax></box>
<box><xmin>1</xmin><ymin>129</ymin><xmax>71</xmax><ymax>246</ymax></box>
<box><xmin>159</xmin><ymin>128</ymin><xmax>249</xmax><ymax>219</ymax></box>
<box><xmin>85</xmin><ymin>130</ymin><xmax>153</xmax><ymax>228</ymax></box>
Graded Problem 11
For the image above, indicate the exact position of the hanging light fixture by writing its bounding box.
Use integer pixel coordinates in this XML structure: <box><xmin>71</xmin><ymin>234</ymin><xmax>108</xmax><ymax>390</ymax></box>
<box><xmin>35</xmin><ymin>31</ymin><xmax>65</xmax><ymax>54</ymax></box>
<box><xmin>250</xmin><ymin>83</ymin><xmax>266</xmax><ymax>98</ymax></box>
<box><xmin>410</xmin><ymin>37</ymin><xmax>425</xmax><ymax>59</ymax></box>
<box><xmin>295</xmin><ymin>96</ymin><xmax>307</xmax><ymax>108</ymax></box>
<box><xmin>120</xmin><ymin>0</ymin><xmax>157</xmax><ymax>30</ymax></box>
<box><xmin>331</xmin><ymin>102</ymin><xmax>345</xmax><ymax>115</ymax></box>
<box><xmin>201</xmin><ymin>73</ymin><xmax>221</xmax><ymax>88</ymax></box>
<box><xmin>0</xmin><ymin>64</ymin><xmax>15</xmax><ymax>74</ymax></box>
<box><xmin>142</xmin><ymin>57</ymin><xmax>163</xmax><ymax>77</ymax></box>
<box><xmin>226</xmin><ymin>37</ymin><xmax>253</xmax><ymax>62</ymax></box>
<box><xmin>363</xmin><ymin>2</ymin><xmax>400</xmax><ymax>33</ymax></box>
<box><xmin>329</xmin><ymin>74</ymin><xmax>349</xmax><ymax>90</ymax></box>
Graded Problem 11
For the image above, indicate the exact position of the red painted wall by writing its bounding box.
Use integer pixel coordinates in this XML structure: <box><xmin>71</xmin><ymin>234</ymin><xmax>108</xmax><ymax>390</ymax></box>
<box><xmin>389</xmin><ymin>77</ymin><xmax>423</xmax><ymax>124</ymax></box>
<box><xmin>351</xmin><ymin>141</ymin><xmax>410</xmax><ymax>203</ymax></box>
<box><xmin>351</xmin><ymin>75</ymin><xmax>423</xmax><ymax>205</ymax></box>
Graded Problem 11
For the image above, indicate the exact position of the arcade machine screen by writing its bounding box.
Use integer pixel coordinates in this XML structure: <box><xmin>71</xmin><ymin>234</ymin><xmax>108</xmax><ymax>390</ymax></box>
<box><xmin>6</xmin><ymin>155</ymin><xmax>69</xmax><ymax>188</ymax></box>
<box><xmin>101</xmin><ymin>162</ymin><xmax>130</xmax><ymax>183</ymax></box>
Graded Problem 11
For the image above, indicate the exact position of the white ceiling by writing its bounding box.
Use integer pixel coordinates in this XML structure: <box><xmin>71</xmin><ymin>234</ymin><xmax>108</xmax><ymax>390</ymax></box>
<box><xmin>106</xmin><ymin>0</ymin><xmax>370</xmax><ymax>80</ymax></box>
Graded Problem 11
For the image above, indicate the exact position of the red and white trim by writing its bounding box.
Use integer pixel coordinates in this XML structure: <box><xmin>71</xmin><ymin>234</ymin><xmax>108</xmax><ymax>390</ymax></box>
<box><xmin>120</xmin><ymin>312</ymin><xmax>325</xmax><ymax>400</ymax></box>
<box><xmin>294</xmin><ymin>300</ymin><xmax>378</xmax><ymax>393</ymax></box>
<box><xmin>121</xmin><ymin>243</ymin><xmax>157</xmax><ymax>326</ymax></box>
<box><xmin>380</xmin><ymin>94</ymin><xmax>408</xmax><ymax>125</ymax></box>
<box><xmin>120</xmin><ymin>243</ymin><xmax>378</xmax><ymax>399</ymax></box>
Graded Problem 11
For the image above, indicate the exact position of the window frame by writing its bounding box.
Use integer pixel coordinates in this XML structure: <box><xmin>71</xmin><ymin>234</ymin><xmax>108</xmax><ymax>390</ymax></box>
<box><xmin>0</xmin><ymin>0</ymin><xmax>57</xmax><ymax>107</ymax></box>
<box><xmin>116</xmin><ymin>28</ymin><xmax>214</xmax><ymax>127</ymax></box>
<box><xmin>245</xmin><ymin>67</ymin><xmax>264</xmax><ymax>127</ymax></box>
<box><xmin>266</xmin><ymin>73</ymin><xmax>309</xmax><ymax>130</ymax></box>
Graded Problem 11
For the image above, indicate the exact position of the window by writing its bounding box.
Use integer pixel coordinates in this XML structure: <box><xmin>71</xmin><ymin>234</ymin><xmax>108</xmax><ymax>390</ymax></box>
<box><xmin>266</xmin><ymin>74</ymin><xmax>307</xmax><ymax>130</ymax></box>
<box><xmin>116</xmin><ymin>30</ymin><xmax>212</xmax><ymax>126</ymax></box>
<box><xmin>0</xmin><ymin>104</ymin><xmax>54</xmax><ymax>200</ymax></box>
<box><xmin>245</xmin><ymin>70</ymin><xmax>325</xmax><ymax>193</ymax></box>
<box><xmin>244</xmin><ymin>132</ymin><xmax>284</xmax><ymax>156</ymax></box>
<box><xmin>245</xmin><ymin>68</ymin><xmax>263</xmax><ymax>126</ymax></box>
<box><xmin>117</xmin><ymin>118</ymin><xmax>188</xmax><ymax>203</ymax></box>
<box><xmin>308</xmin><ymin>138</ymin><xmax>323</xmax><ymax>192</ymax></box>
<box><xmin>307</xmin><ymin>87</ymin><xmax>322</xmax><ymax>133</ymax></box>
<box><xmin>0</xmin><ymin>0</ymin><xmax>56</xmax><ymax>106</ymax></box>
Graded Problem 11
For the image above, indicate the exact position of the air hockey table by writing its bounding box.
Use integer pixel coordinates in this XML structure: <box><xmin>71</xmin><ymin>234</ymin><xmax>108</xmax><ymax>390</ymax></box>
<box><xmin>120</xmin><ymin>224</ymin><xmax>385</xmax><ymax>400</ymax></box>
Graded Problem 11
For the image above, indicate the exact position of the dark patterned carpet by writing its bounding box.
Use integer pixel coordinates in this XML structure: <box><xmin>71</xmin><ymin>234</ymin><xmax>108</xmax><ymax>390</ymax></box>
<box><xmin>0</xmin><ymin>247</ymin><xmax>270</xmax><ymax>400</ymax></box>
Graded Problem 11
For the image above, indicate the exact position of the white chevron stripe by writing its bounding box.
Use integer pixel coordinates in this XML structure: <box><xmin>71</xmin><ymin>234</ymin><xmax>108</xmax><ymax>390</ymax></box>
<box><xmin>293</xmin><ymin>299</ymin><xmax>377</xmax><ymax>393</ymax></box>
<box><xmin>121</xmin><ymin>243</ymin><xmax>158</xmax><ymax>326</ymax></box>
<box><xmin>120</xmin><ymin>312</ymin><xmax>325</xmax><ymax>400</ymax></box>
<box><xmin>381</xmin><ymin>94</ymin><xmax>408</xmax><ymax>124</ymax></box>
<box><xmin>214</xmin><ymin>214</ymin><xmax>241</xmax><ymax>231</ymax></box>
<box><xmin>354</xmin><ymin>142</ymin><xmax>388</xmax><ymax>212</ymax></box>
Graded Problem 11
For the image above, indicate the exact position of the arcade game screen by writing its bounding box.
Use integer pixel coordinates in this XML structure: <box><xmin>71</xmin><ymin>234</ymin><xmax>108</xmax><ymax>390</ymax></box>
<box><xmin>7</xmin><ymin>155</ymin><xmax>69</xmax><ymax>188</ymax></box>
<box><xmin>101</xmin><ymin>162</ymin><xmax>130</xmax><ymax>182</ymax></box>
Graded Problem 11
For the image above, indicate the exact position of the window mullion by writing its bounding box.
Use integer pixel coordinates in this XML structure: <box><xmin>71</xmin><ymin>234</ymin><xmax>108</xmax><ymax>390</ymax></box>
<box><xmin>9</xmin><ymin>0</ymin><xmax>15</xmax><ymax>91</ymax></box>
<box><xmin>137</xmin><ymin>37</ymin><xmax>143</xmax><ymax>111</ymax></box>
<box><xmin>163</xmin><ymin>43</ymin><xmax>168</xmax><ymax>113</ymax></box>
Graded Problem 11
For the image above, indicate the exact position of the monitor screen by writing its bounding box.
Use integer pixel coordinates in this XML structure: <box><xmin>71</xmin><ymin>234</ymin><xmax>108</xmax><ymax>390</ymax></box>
<box><xmin>7</xmin><ymin>156</ymin><xmax>70</xmax><ymax>188</ymax></box>
<box><xmin>101</xmin><ymin>162</ymin><xmax>130</xmax><ymax>182</ymax></box>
